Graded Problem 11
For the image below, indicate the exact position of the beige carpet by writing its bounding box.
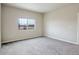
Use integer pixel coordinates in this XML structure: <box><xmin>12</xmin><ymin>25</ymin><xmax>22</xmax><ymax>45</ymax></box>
<box><xmin>0</xmin><ymin>37</ymin><xmax>79</xmax><ymax>55</ymax></box>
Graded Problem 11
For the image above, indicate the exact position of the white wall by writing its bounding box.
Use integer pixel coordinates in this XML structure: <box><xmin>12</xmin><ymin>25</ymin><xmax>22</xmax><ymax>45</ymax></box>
<box><xmin>2</xmin><ymin>4</ymin><xmax>79</xmax><ymax>45</ymax></box>
<box><xmin>0</xmin><ymin>4</ymin><xmax>1</xmax><ymax>47</ymax></box>
<box><xmin>77</xmin><ymin>13</ymin><xmax>79</xmax><ymax>44</ymax></box>
<box><xmin>44</xmin><ymin>4</ymin><xmax>79</xmax><ymax>44</ymax></box>
<box><xmin>2</xmin><ymin>5</ymin><xmax>43</xmax><ymax>43</ymax></box>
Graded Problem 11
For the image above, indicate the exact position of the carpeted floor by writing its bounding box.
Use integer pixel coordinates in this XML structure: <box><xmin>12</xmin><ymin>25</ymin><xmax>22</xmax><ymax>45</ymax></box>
<box><xmin>0</xmin><ymin>37</ymin><xmax>79</xmax><ymax>55</ymax></box>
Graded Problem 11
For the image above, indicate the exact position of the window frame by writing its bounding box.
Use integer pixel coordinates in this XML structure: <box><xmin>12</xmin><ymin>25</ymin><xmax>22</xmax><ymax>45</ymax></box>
<box><xmin>18</xmin><ymin>17</ymin><xmax>36</xmax><ymax>30</ymax></box>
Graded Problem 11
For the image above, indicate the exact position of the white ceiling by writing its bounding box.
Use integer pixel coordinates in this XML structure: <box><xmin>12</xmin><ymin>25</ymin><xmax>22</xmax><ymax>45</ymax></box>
<box><xmin>4</xmin><ymin>3</ymin><xmax>71</xmax><ymax>13</ymax></box>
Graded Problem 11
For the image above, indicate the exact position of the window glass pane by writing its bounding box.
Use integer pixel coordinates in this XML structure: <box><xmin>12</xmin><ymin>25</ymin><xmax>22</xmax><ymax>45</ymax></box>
<box><xmin>18</xmin><ymin>18</ymin><xmax>28</xmax><ymax>30</ymax></box>
<box><xmin>27</xmin><ymin>19</ymin><xmax>35</xmax><ymax>29</ymax></box>
<box><xmin>28</xmin><ymin>19</ymin><xmax>35</xmax><ymax>25</ymax></box>
<box><xmin>18</xmin><ymin>18</ymin><xmax>27</xmax><ymax>25</ymax></box>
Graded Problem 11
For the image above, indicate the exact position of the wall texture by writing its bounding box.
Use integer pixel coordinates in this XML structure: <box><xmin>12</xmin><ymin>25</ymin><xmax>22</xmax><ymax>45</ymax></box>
<box><xmin>2</xmin><ymin>5</ymin><xmax>43</xmax><ymax>43</ymax></box>
<box><xmin>44</xmin><ymin>4</ymin><xmax>79</xmax><ymax>44</ymax></box>
<box><xmin>0</xmin><ymin>4</ymin><xmax>1</xmax><ymax>47</ymax></box>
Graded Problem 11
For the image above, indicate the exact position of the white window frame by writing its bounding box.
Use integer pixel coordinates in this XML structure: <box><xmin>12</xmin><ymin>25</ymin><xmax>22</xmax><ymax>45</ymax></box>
<box><xmin>18</xmin><ymin>17</ymin><xmax>36</xmax><ymax>30</ymax></box>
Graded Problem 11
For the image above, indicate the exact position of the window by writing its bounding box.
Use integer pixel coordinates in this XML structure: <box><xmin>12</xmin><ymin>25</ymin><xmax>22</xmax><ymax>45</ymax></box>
<box><xmin>28</xmin><ymin>19</ymin><xmax>35</xmax><ymax>29</ymax></box>
<box><xmin>18</xmin><ymin>18</ymin><xmax>35</xmax><ymax>30</ymax></box>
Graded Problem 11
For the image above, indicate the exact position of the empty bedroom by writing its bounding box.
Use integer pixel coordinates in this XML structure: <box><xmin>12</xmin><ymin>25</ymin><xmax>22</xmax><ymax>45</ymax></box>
<box><xmin>0</xmin><ymin>3</ymin><xmax>79</xmax><ymax>55</ymax></box>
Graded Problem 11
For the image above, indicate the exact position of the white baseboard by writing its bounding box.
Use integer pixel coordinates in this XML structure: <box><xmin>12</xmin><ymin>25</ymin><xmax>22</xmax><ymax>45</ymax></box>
<box><xmin>2</xmin><ymin>36</ymin><xmax>43</xmax><ymax>43</ymax></box>
<box><xmin>2</xmin><ymin>35</ymin><xmax>79</xmax><ymax>45</ymax></box>
<box><xmin>45</xmin><ymin>35</ymin><xmax>79</xmax><ymax>45</ymax></box>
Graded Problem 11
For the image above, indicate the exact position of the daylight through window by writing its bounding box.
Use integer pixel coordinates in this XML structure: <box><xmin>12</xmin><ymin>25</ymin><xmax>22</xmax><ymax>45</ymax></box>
<box><xmin>18</xmin><ymin>18</ymin><xmax>35</xmax><ymax>30</ymax></box>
